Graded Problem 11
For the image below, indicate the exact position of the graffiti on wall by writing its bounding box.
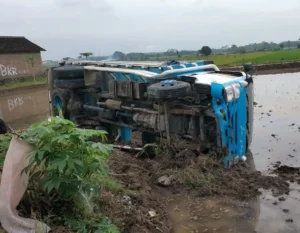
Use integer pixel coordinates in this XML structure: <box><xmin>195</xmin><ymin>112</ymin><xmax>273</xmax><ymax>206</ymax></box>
<box><xmin>0</xmin><ymin>64</ymin><xmax>29</xmax><ymax>77</ymax></box>
<box><xmin>7</xmin><ymin>96</ymin><xmax>32</xmax><ymax>111</ymax></box>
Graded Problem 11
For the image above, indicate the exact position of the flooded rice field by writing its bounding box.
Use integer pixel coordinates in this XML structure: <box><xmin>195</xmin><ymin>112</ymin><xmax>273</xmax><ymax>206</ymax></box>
<box><xmin>1</xmin><ymin>72</ymin><xmax>300</xmax><ymax>232</ymax></box>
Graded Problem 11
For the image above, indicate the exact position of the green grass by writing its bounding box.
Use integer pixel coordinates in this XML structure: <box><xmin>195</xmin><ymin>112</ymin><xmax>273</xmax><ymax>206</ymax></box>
<box><xmin>157</xmin><ymin>49</ymin><xmax>300</xmax><ymax>66</ymax></box>
<box><xmin>0</xmin><ymin>77</ymin><xmax>47</xmax><ymax>91</ymax></box>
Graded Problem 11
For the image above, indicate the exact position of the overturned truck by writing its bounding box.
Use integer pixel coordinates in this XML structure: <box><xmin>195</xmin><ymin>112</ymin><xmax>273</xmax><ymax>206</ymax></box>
<box><xmin>48</xmin><ymin>60</ymin><xmax>254</xmax><ymax>167</ymax></box>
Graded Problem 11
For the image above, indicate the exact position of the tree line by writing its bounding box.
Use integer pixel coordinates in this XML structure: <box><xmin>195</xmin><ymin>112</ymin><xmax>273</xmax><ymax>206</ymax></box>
<box><xmin>61</xmin><ymin>39</ymin><xmax>300</xmax><ymax>61</ymax></box>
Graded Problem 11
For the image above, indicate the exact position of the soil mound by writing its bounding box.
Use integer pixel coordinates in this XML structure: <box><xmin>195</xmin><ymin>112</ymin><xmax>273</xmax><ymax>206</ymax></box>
<box><xmin>103</xmin><ymin>149</ymin><xmax>290</xmax><ymax>233</ymax></box>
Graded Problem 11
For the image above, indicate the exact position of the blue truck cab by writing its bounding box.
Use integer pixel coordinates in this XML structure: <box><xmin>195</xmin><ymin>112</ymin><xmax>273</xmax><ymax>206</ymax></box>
<box><xmin>48</xmin><ymin>60</ymin><xmax>254</xmax><ymax>168</ymax></box>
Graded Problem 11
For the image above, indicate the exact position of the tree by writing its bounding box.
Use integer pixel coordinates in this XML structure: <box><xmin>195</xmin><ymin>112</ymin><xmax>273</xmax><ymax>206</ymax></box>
<box><xmin>62</xmin><ymin>57</ymin><xmax>71</xmax><ymax>61</ymax></box>
<box><xmin>165</xmin><ymin>49</ymin><xmax>177</xmax><ymax>56</ymax></box>
<box><xmin>200</xmin><ymin>46</ymin><xmax>212</xmax><ymax>56</ymax></box>
<box><xmin>26</xmin><ymin>56</ymin><xmax>36</xmax><ymax>82</ymax></box>
<box><xmin>297</xmin><ymin>44</ymin><xmax>300</xmax><ymax>49</ymax></box>
<box><xmin>176</xmin><ymin>50</ymin><xmax>181</xmax><ymax>58</ymax></box>
<box><xmin>239</xmin><ymin>47</ymin><xmax>246</xmax><ymax>54</ymax></box>
<box><xmin>80</xmin><ymin>52</ymin><xmax>93</xmax><ymax>59</ymax></box>
<box><xmin>112</xmin><ymin>51</ymin><xmax>126</xmax><ymax>60</ymax></box>
<box><xmin>280</xmin><ymin>43</ymin><xmax>284</xmax><ymax>49</ymax></box>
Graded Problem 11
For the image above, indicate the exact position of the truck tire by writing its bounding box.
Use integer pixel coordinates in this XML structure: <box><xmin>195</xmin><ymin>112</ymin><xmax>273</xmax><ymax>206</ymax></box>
<box><xmin>51</xmin><ymin>88</ymin><xmax>69</xmax><ymax>117</ymax></box>
<box><xmin>53</xmin><ymin>66</ymin><xmax>84</xmax><ymax>80</ymax></box>
<box><xmin>54</xmin><ymin>79</ymin><xmax>85</xmax><ymax>89</ymax></box>
<box><xmin>147</xmin><ymin>80</ymin><xmax>191</xmax><ymax>100</ymax></box>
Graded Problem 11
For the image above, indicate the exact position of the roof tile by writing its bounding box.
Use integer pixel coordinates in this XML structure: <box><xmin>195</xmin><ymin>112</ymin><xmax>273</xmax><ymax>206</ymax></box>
<box><xmin>0</xmin><ymin>36</ymin><xmax>46</xmax><ymax>53</ymax></box>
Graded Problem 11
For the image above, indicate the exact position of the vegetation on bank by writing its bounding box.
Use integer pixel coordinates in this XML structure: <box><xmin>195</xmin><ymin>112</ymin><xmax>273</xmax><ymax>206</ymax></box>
<box><xmin>0</xmin><ymin>117</ymin><xmax>122</xmax><ymax>233</ymax></box>
<box><xmin>0</xmin><ymin>76</ymin><xmax>47</xmax><ymax>91</ymax></box>
<box><xmin>154</xmin><ymin>49</ymin><xmax>300</xmax><ymax>66</ymax></box>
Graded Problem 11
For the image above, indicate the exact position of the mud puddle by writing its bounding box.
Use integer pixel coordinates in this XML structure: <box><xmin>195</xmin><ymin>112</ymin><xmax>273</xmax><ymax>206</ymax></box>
<box><xmin>167</xmin><ymin>196</ymin><xmax>260</xmax><ymax>233</ymax></box>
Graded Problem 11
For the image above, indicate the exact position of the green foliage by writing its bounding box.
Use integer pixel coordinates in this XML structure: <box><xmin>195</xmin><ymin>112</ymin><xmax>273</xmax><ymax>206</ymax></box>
<box><xmin>154</xmin><ymin>49</ymin><xmax>300</xmax><ymax>66</ymax></box>
<box><xmin>0</xmin><ymin>117</ymin><xmax>121</xmax><ymax>232</ymax></box>
<box><xmin>67</xmin><ymin>218</ymin><xmax>120</xmax><ymax>233</ymax></box>
<box><xmin>26</xmin><ymin>56</ymin><xmax>35</xmax><ymax>67</ymax></box>
<box><xmin>22</xmin><ymin>117</ymin><xmax>112</xmax><ymax>198</ymax></box>
<box><xmin>80</xmin><ymin>52</ymin><xmax>93</xmax><ymax>58</ymax></box>
<box><xmin>200</xmin><ymin>46</ymin><xmax>212</xmax><ymax>56</ymax></box>
<box><xmin>0</xmin><ymin>76</ymin><xmax>47</xmax><ymax>91</ymax></box>
<box><xmin>112</xmin><ymin>51</ymin><xmax>126</xmax><ymax>60</ymax></box>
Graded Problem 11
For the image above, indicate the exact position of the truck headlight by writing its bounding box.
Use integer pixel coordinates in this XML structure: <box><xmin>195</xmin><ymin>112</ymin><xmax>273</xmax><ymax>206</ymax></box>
<box><xmin>223</xmin><ymin>83</ymin><xmax>240</xmax><ymax>102</ymax></box>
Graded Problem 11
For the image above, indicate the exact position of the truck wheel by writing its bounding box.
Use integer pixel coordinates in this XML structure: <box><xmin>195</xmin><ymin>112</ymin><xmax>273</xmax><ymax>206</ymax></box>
<box><xmin>51</xmin><ymin>89</ymin><xmax>69</xmax><ymax>118</ymax></box>
<box><xmin>54</xmin><ymin>79</ymin><xmax>85</xmax><ymax>89</ymax></box>
<box><xmin>53</xmin><ymin>66</ymin><xmax>84</xmax><ymax>80</ymax></box>
<box><xmin>147</xmin><ymin>80</ymin><xmax>191</xmax><ymax>100</ymax></box>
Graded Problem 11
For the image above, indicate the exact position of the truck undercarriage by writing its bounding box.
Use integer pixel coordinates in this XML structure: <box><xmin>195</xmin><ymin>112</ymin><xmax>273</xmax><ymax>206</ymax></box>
<box><xmin>48</xmin><ymin>60</ymin><xmax>254</xmax><ymax>167</ymax></box>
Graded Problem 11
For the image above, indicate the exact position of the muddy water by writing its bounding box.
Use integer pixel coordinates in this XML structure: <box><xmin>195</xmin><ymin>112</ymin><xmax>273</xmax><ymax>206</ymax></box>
<box><xmin>1</xmin><ymin>74</ymin><xmax>300</xmax><ymax>232</ymax></box>
<box><xmin>168</xmin><ymin>73</ymin><xmax>300</xmax><ymax>233</ymax></box>
<box><xmin>0</xmin><ymin>88</ymin><xmax>49</xmax><ymax>129</ymax></box>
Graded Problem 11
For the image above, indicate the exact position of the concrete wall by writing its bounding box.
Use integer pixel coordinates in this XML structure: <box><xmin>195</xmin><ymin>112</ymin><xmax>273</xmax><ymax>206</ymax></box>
<box><xmin>0</xmin><ymin>52</ymin><xmax>43</xmax><ymax>79</ymax></box>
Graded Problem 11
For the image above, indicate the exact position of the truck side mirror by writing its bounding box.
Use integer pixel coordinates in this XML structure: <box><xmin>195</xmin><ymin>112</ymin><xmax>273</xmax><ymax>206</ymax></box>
<box><xmin>243</xmin><ymin>62</ymin><xmax>253</xmax><ymax>75</ymax></box>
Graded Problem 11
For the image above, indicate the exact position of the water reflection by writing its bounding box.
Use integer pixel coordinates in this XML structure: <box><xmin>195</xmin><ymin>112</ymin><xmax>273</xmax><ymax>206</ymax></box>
<box><xmin>0</xmin><ymin>88</ymin><xmax>49</xmax><ymax>129</ymax></box>
<box><xmin>252</xmin><ymin>72</ymin><xmax>300</xmax><ymax>170</ymax></box>
<box><xmin>252</xmin><ymin>73</ymin><xmax>300</xmax><ymax>233</ymax></box>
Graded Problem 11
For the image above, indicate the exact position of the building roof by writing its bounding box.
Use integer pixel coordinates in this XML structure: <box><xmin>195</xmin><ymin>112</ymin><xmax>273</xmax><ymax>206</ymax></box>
<box><xmin>0</xmin><ymin>36</ymin><xmax>46</xmax><ymax>54</ymax></box>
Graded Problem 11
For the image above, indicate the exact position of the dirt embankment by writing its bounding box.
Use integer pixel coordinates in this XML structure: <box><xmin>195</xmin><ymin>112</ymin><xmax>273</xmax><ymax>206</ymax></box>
<box><xmin>0</xmin><ymin>84</ymin><xmax>47</xmax><ymax>96</ymax></box>
<box><xmin>222</xmin><ymin>61</ymin><xmax>300</xmax><ymax>75</ymax></box>
<box><xmin>100</xmin><ymin>149</ymin><xmax>290</xmax><ymax>233</ymax></box>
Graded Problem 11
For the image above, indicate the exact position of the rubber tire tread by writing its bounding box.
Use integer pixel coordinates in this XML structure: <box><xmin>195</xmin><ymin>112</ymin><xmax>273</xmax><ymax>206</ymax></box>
<box><xmin>53</xmin><ymin>66</ymin><xmax>84</xmax><ymax>79</ymax></box>
<box><xmin>147</xmin><ymin>81</ymin><xmax>191</xmax><ymax>99</ymax></box>
<box><xmin>54</xmin><ymin>79</ymin><xmax>85</xmax><ymax>89</ymax></box>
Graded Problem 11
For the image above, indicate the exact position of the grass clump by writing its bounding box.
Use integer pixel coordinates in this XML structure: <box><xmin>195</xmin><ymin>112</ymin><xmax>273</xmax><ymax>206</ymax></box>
<box><xmin>0</xmin><ymin>76</ymin><xmax>47</xmax><ymax>91</ymax></box>
<box><xmin>154</xmin><ymin>49</ymin><xmax>300</xmax><ymax>66</ymax></box>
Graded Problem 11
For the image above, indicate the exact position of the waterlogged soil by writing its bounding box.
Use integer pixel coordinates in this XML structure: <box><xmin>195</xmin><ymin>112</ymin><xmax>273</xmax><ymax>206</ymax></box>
<box><xmin>104</xmin><ymin>149</ymin><xmax>290</xmax><ymax>233</ymax></box>
<box><xmin>274</xmin><ymin>165</ymin><xmax>300</xmax><ymax>185</ymax></box>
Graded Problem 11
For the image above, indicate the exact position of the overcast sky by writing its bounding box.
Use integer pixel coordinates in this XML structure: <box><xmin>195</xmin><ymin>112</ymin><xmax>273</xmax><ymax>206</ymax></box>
<box><xmin>1</xmin><ymin>0</ymin><xmax>300</xmax><ymax>60</ymax></box>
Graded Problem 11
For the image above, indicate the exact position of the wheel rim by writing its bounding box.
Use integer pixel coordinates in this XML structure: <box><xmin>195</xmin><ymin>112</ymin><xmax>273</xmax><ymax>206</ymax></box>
<box><xmin>53</xmin><ymin>95</ymin><xmax>63</xmax><ymax>116</ymax></box>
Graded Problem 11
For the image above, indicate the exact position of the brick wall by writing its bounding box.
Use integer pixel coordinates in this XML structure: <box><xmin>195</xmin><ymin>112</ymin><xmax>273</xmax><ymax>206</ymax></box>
<box><xmin>0</xmin><ymin>52</ymin><xmax>43</xmax><ymax>79</ymax></box>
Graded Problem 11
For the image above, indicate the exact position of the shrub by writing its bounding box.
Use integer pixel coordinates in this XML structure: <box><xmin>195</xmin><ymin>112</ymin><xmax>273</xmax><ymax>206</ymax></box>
<box><xmin>22</xmin><ymin>117</ymin><xmax>112</xmax><ymax>200</ymax></box>
<box><xmin>0</xmin><ymin>117</ymin><xmax>120</xmax><ymax>231</ymax></box>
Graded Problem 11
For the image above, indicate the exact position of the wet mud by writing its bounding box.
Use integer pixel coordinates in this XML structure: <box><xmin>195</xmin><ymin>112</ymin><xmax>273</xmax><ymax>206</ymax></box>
<box><xmin>103</xmin><ymin>148</ymin><xmax>290</xmax><ymax>233</ymax></box>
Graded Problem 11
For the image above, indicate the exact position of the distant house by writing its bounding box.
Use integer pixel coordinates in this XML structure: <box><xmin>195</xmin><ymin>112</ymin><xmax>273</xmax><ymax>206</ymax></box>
<box><xmin>0</xmin><ymin>36</ymin><xmax>46</xmax><ymax>78</ymax></box>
